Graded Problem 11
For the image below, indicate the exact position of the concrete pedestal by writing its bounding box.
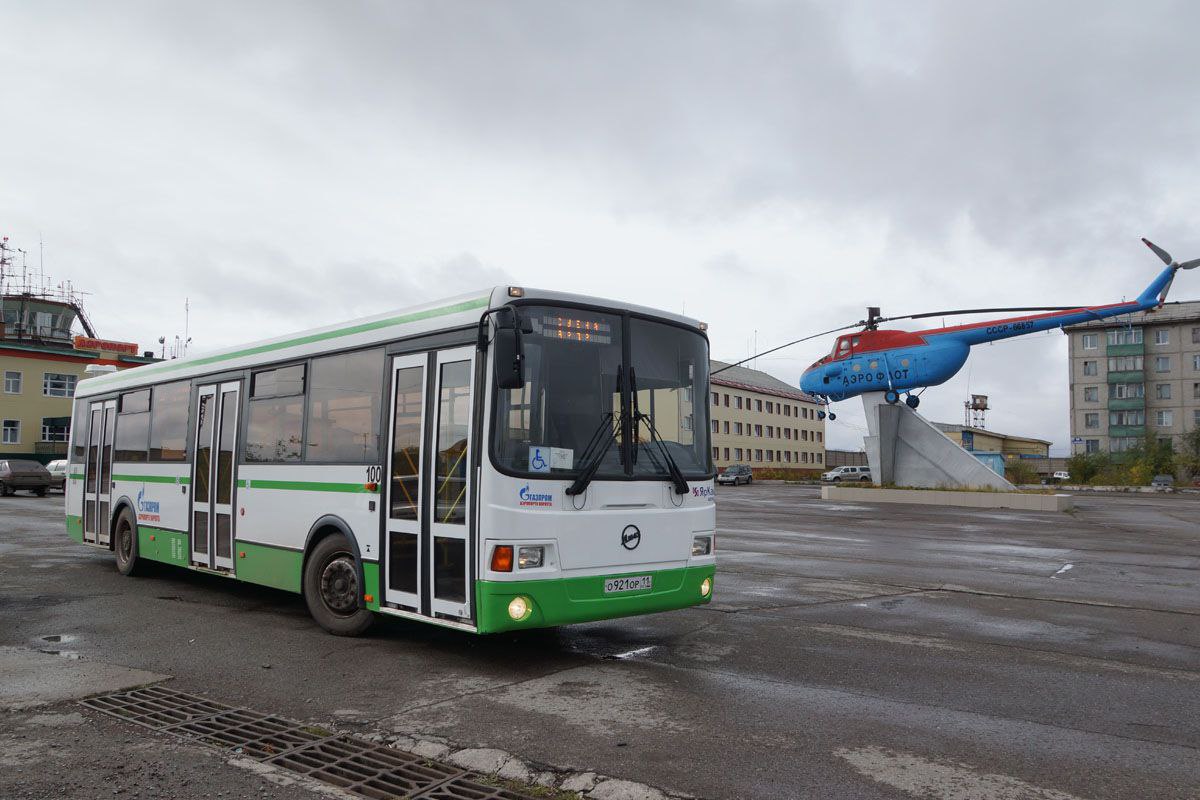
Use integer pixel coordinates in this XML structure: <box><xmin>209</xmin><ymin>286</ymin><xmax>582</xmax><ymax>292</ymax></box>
<box><xmin>862</xmin><ymin>392</ymin><xmax>1014</xmax><ymax>491</ymax></box>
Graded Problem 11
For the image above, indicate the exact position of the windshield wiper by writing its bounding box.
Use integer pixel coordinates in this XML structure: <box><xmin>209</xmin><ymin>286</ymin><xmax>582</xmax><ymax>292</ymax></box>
<box><xmin>565</xmin><ymin>366</ymin><xmax>623</xmax><ymax>496</ymax></box>
<box><xmin>629</xmin><ymin>366</ymin><xmax>690</xmax><ymax>495</ymax></box>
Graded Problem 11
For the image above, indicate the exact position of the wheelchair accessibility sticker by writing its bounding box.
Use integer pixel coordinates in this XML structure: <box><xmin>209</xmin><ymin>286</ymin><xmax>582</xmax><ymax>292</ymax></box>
<box><xmin>529</xmin><ymin>447</ymin><xmax>551</xmax><ymax>473</ymax></box>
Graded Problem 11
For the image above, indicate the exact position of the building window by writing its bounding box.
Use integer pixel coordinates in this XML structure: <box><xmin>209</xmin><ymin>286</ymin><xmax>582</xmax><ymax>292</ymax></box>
<box><xmin>754</xmin><ymin>424</ymin><xmax>762</xmax><ymax>437</ymax></box>
<box><xmin>712</xmin><ymin>446</ymin><xmax>720</xmax><ymax>461</ymax></box>
<box><xmin>711</xmin><ymin>392</ymin><xmax>719</xmax><ymax>406</ymax></box>
<box><xmin>1155</xmin><ymin>356</ymin><xmax>1171</xmax><ymax>373</ymax></box>
<box><xmin>766</xmin><ymin>425</ymin><xmax>774</xmax><ymax>438</ymax></box>
<box><xmin>43</xmin><ymin>372</ymin><xmax>77</xmax><ymax>397</ymax></box>
<box><xmin>1082</xmin><ymin>360</ymin><xmax>1098</xmax><ymax>376</ymax></box>
<box><xmin>723</xmin><ymin>394</ymin><xmax>730</xmax><ymax>407</ymax></box>
<box><xmin>734</xmin><ymin>448</ymin><xmax>743</xmax><ymax>460</ymax></box>
<box><xmin>1107</xmin><ymin>328</ymin><xmax>1143</xmax><ymax>345</ymax></box>
<box><xmin>766</xmin><ymin>401</ymin><xmax>774</xmax><ymax>414</ymax></box>
<box><xmin>802</xmin><ymin>429</ymin><xmax>809</xmax><ymax>441</ymax></box>
<box><xmin>1081</xmin><ymin>333</ymin><xmax>1098</xmax><ymax>350</ymax></box>
<box><xmin>784</xmin><ymin>405</ymin><xmax>791</xmax><ymax>417</ymax></box>
<box><xmin>803</xmin><ymin>451</ymin><xmax>811</xmax><ymax>463</ymax></box>
<box><xmin>41</xmin><ymin>417</ymin><xmax>70</xmax><ymax>442</ymax></box>
<box><xmin>711</xmin><ymin>419</ymin><xmax>719</xmax><ymax>434</ymax></box>
<box><xmin>784</xmin><ymin>428</ymin><xmax>792</xmax><ymax>440</ymax></box>
<box><xmin>816</xmin><ymin>452</ymin><xmax>822</xmax><ymax>463</ymax></box>
<box><xmin>735</xmin><ymin>396</ymin><xmax>743</xmax><ymax>410</ymax></box>
<box><xmin>3</xmin><ymin>371</ymin><xmax>20</xmax><ymax>394</ymax></box>
<box><xmin>723</xmin><ymin>421</ymin><xmax>729</xmax><ymax>434</ymax></box>
<box><xmin>1156</xmin><ymin>383</ymin><xmax>1172</xmax><ymax>400</ymax></box>
<box><xmin>723</xmin><ymin>447</ymin><xmax>729</xmax><ymax>460</ymax></box>
<box><xmin>1193</xmin><ymin>354</ymin><xmax>1200</xmax><ymax>371</ymax></box>
<box><xmin>1194</xmin><ymin>382</ymin><xmax>1200</xmax><ymax>400</ymax></box>
<box><xmin>1083</xmin><ymin>386</ymin><xmax>1099</xmax><ymax>402</ymax></box>
<box><xmin>817</xmin><ymin>432</ymin><xmax>823</xmax><ymax>443</ymax></box>
<box><xmin>734</xmin><ymin>422</ymin><xmax>743</xmax><ymax>435</ymax></box>
<box><xmin>1109</xmin><ymin>410</ymin><xmax>1144</xmax><ymax>426</ymax></box>
<box><xmin>1110</xmin><ymin>437</ymin><xmax>1140</xmax><ymax>453</ymax></box>
<box><xmin>1109</xmin><ymin>383</ymin><xmax>1144</xmax><ymax>399</ymax></box>
<box><xmin>1154</xmin><ymin>330</ymin><xmax>1169</xmax><ymax>345</ymax></box>
<box><xmin>766</xmin><ymin>450</ymin><xmax>774</xmax><ymax>462</ymax></box>
<box><xmin>2</xmin><ymin>420</ymin><xmax>19</xmax><ymax>444</ymax></box>
<box><xmin>1195</xmin><ymin>410</ymin><xmax>1200</xmax><ymax>428</ymax></box>
<box><xmin>1193</xmin><ymin>327</ymin><xmax>1200</xmax><ymax>344</ymax></box>
<box><xmin>752</xmin><ymin>399</ymin><xmax>760</xmax><ymax>412</ymax></box>
<box><xmin>1084</xmin><ymin>412</ymin><xmax>1099</xmax><ymax>429</ymax></box>
<box><xmin>754</xmin><ymin>449</ymin><xmax>763</xmax><ymax>462</ymax></box>
<box><xmin>1106</xmin><ymin>355</ymin><xmax>1141</xmax><ymax>372</ymax></box>
<box><xmin>1085</xmin><ymin>439</ymin><xmax>1100</xmax><ymax>453</ymax></box>
<box><xmin>1156</xmin><ymin>409</ymin><xmax>1174</xmax><ymax>428</ymax></box>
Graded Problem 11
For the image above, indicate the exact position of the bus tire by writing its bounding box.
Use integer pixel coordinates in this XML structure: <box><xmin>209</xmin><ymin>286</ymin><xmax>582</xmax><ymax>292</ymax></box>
<box><xmin>303</xmin><ymin>533</ymin><xmax>374</xmax><ymax>637</ymax></box>
<box><xmin>114</xmin><ymin>507</ymin><xmax>144</xmax><ymax>576</ymax></box>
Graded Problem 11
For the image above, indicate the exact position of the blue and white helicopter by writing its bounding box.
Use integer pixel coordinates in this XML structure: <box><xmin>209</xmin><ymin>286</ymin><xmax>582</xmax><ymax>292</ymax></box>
<box><xmin>716</xmin><ymin>240</ymin><xmax>1197</xmax><ymax>421</ymax></box>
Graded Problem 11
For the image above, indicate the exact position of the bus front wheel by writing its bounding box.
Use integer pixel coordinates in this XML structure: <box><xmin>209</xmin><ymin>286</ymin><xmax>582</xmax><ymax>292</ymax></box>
<box><xmin>303</xmin><ymin>533</ymin><xmax>375</xmax><ymax>637</ymax></box>
<box><xmin>114</xmin><ymin>507</ymin><xmax>145</xmax><ymax>576</ymax></box>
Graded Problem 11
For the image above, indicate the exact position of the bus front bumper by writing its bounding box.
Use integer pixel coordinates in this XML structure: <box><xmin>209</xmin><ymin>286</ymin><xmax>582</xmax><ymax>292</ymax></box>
<box><xmin>475</xmin><ymin>564</ymin><xmax>715</xmax><ymax>634</ymax></box>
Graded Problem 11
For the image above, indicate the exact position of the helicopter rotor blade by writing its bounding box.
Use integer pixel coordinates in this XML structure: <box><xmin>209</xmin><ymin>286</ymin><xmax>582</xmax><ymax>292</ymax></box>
<box><xmin>1179</xmin><ymin>257</ymin><xmax>1200</xmax><ymax>270</ymax></box>
<box><xmin>1142</xmin><ymin>238</ymin><xmax>1173</xmax><ymax>266</ymax></box>
<box><xmin>710</xmin><ymin>320</ymin><xmax>866</xmax><ymax>375</ymax></box>
<box><xmin>876</xmin><ymin>306</ymin><xmax>1080</xmax><ymax>324</ymax></box>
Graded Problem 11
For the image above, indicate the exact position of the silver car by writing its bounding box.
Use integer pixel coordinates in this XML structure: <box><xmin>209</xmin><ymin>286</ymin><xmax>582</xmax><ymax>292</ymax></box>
<box><xmin>46</xmin><ymin>459</ymin><xmax>68</xmax><ymax>492</ymax></box>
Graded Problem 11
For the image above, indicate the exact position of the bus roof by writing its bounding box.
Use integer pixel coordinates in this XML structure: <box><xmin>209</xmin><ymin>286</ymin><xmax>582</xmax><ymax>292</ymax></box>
<box><xmin>75</xmin><ymin>286</ymin><xmax>705</xmax><ymax>398</ymax></box>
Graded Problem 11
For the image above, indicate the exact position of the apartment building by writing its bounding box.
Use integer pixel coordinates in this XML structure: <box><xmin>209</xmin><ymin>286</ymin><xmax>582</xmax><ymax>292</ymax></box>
<box><xmin>1064</xmin><ymin>300</ymin><xmax>1200</xmax><ymax>455</ymax></box>
<box><xmin>709</xmin><ymin>359</ymin><xmax>825</xmax><ymax>472</ymax></box>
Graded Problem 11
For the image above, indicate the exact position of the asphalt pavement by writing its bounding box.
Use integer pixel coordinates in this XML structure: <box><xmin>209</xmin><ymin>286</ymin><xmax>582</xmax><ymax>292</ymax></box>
<box><xmin>0</xmin><ymin>486</ymin><xmax>1197</xmax><ymax>799</ymax></box>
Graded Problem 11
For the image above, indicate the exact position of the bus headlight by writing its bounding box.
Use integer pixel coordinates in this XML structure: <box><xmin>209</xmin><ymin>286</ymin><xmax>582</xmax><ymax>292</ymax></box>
<box><xmin>517</xmin><ymin>546</ymin><xmax>544</xmax><ymax>569</ymax></box>
<box><xmin>700</xmin><ymin>577</ymin><xmax>712</xmax><ymax>598</ymax></box>
<box><xmin>507</xmin><ymin>596</ymin><xmax>532</xmax><ymax>621</ymax></box>
<box><xmin>692</xmin><ymin>535</ymin><xmax>713</xmax><ymax>556</ymax></box>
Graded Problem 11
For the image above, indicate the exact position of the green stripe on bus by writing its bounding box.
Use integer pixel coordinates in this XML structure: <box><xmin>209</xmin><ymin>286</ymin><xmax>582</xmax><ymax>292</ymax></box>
<box><xmin>363</xmin><ymin>562</ymin><xmax>380</xmax><ymax>611</ymax></box>
<box><xmin>66</xmin><ymin>515</ymin><xmax>83</xmax><ymax>543</ymax></box>
<box><xmin>234</xmin><ymin>540</ymin><xmax>303</xmax><ymax>594</ymax></box>
<box><xmin>69</xmin><ymin>473</ymin><xmax>85</xmax><ymax>481</ymax></box>
<box><xmin>138</xmin><ymin>527</ymin><xmax>190</xmax><ymax>567</ymax></box>
<box><xmin>474</xmin><ymin>564</ymin><xmax>715</xmax><ymax>634</ymax></box>
<box><xmin>239</xmin><ymin>479</ymin><xmax>377</xmax><ymax>493</ymax></box>
<box><xmin>112</xmin><ymin>474</ymin><xmax>189</xmax><ymax>484</ymax></box>
<box><xmin>82</xmin><ymin>295</ymin><xmax>490</xmax><ymax>385</ymax></box>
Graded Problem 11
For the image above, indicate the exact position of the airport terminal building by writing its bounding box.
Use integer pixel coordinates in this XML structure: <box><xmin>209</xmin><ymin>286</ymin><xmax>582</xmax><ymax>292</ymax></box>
<box><xmin>1065</xmin><ymin>300</ymin><xmax>1200</xmax><ymax>455</ymax></box>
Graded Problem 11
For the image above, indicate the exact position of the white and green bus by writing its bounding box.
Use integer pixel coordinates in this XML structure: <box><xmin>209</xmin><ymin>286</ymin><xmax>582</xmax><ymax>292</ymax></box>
<box><xmin>66</xmin><ymin>287</ymin><xmax>716</xmax><ymax>635</ymax></box>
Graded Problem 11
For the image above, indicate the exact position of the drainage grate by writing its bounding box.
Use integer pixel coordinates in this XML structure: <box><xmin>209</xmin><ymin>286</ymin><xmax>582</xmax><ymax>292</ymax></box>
<box><xmin>80</xmin><ymin>686</ymin><xmax>544</xmax><ymax>800</ymax></box>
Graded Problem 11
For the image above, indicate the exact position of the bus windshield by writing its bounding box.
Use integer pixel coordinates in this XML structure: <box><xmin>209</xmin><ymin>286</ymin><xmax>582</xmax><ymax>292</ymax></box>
<box><xmin>492</xmin><ymin>306</ymin><xmax>710</xmax><ymax>480</ymax></box>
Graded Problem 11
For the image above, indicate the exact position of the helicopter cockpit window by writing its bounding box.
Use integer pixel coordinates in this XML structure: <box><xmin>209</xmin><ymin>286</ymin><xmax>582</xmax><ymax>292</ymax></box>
<box><xmin>835</xmin><ymin>339</ymin><xmax>851</xmax><ymax>357</ymax></box>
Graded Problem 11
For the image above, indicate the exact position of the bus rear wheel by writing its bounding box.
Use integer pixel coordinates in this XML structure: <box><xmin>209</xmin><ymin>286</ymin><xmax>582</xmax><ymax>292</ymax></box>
<box><xmin>303</xmin><ymin>533</ymin><xmax>375</xmax><ymax>637</ymax></box>
<box><xmin>114</xmin><ymin>508</ymin><xmax>144</xmax><ymax>576</ymax></box>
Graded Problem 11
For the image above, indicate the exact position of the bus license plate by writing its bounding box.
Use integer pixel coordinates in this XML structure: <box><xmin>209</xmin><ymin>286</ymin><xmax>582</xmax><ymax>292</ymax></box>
<box><xmin>604</xmin><ymin>575</ymin><xmax>652</xmax><ymax>593</ymax></box>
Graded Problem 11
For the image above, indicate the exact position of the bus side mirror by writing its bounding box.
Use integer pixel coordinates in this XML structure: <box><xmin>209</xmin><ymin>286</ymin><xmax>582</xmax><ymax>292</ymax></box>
<box><xmin>494</xmin><ymin>310</ymin><xmax>524</xmax><ymax>390</ymax></box>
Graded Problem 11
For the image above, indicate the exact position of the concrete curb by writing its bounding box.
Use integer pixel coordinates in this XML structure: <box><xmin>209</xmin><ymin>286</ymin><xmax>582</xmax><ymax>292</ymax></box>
<box><xmin>821</xmin><ymin>485</ymin><xmax>1073</xmax><ymax>512</ymax></box>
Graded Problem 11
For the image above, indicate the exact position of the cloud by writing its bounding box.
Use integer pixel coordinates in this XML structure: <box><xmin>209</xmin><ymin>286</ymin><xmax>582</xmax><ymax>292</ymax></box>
<box><xmin>3</xmin><ymin>1</ymin><xmax>1199</xmax><ymax>454</ymax></box>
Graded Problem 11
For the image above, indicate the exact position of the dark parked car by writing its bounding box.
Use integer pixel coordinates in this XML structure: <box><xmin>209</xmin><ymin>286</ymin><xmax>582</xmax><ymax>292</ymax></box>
<box><xmin>0</xmin><ymin>459</ymin><xmax>52</xmax><ymax>496</ymax></box>
<box><xmin>717</xmin><ymin>464</ymin><xmax>753</xmax><ymax>486</ymax></box>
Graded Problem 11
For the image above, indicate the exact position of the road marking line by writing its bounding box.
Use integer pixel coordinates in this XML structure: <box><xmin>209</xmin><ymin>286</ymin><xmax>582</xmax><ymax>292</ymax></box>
<box><xmin>1053</xmin><ymin>564</ymin><xmax>1074</xmax><ymax>576</ymax></box>
<box><xmin>612</xmin><ymin>646</ymin><xmax>656</xmax><ymax>660</ymax></box>
<box><xmin>836</xmin><ymin>745</ymin><xmax>1087</xmax><ymax>800</ymax></box>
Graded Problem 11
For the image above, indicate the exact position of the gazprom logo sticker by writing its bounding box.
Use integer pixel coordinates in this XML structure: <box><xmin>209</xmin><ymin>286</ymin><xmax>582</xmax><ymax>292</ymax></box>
<box><xmin>518</xmin><ymin>484</ymin><xmax>553</xmax><ymax>508</ymax></box>
<box><xmin>136</xmin><ymin>485</ymin><xmax>161</xmax><ymax>522</ymax></box>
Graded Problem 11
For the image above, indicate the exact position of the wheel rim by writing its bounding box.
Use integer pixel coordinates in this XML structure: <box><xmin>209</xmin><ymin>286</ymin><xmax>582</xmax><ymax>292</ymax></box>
<box><xmin>117</xmin><ymin>522</ymin><xmax>133</xmax><ymax>564</ymax></box>
<box><xmin>319</xmin><ymin>555</ymin><xmax>359</xmax><ymax>617</ymax></box>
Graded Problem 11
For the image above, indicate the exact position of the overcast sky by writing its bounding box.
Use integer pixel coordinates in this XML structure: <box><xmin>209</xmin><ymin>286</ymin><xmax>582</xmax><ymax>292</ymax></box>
<box><xmin>3</xmin><ymin>1</ymin><xmax>1199</xmax><ymax>453</ymax></box>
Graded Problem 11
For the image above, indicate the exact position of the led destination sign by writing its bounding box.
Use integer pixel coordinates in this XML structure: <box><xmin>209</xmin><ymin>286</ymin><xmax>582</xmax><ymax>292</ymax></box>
<box><xmin>537</xmin><ymin>314</ymin><xmax>613</xmax><ymax>344</ymax></box>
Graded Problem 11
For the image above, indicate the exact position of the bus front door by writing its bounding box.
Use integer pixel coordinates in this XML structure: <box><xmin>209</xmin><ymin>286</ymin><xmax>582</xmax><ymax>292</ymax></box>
<box><xmin>82</xmin><ymin>399</ymin><xmax>116</xmax><ymax>546</ymax></box>
<box><xmin>385</xmin><ymin>347</ymin><xmax>475</xmax><ymax>620</ymax></box>
<box><xmin>190</xmin><ymin>382</ymin><xmax>241</xmax><ymax>570</ymax></box>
